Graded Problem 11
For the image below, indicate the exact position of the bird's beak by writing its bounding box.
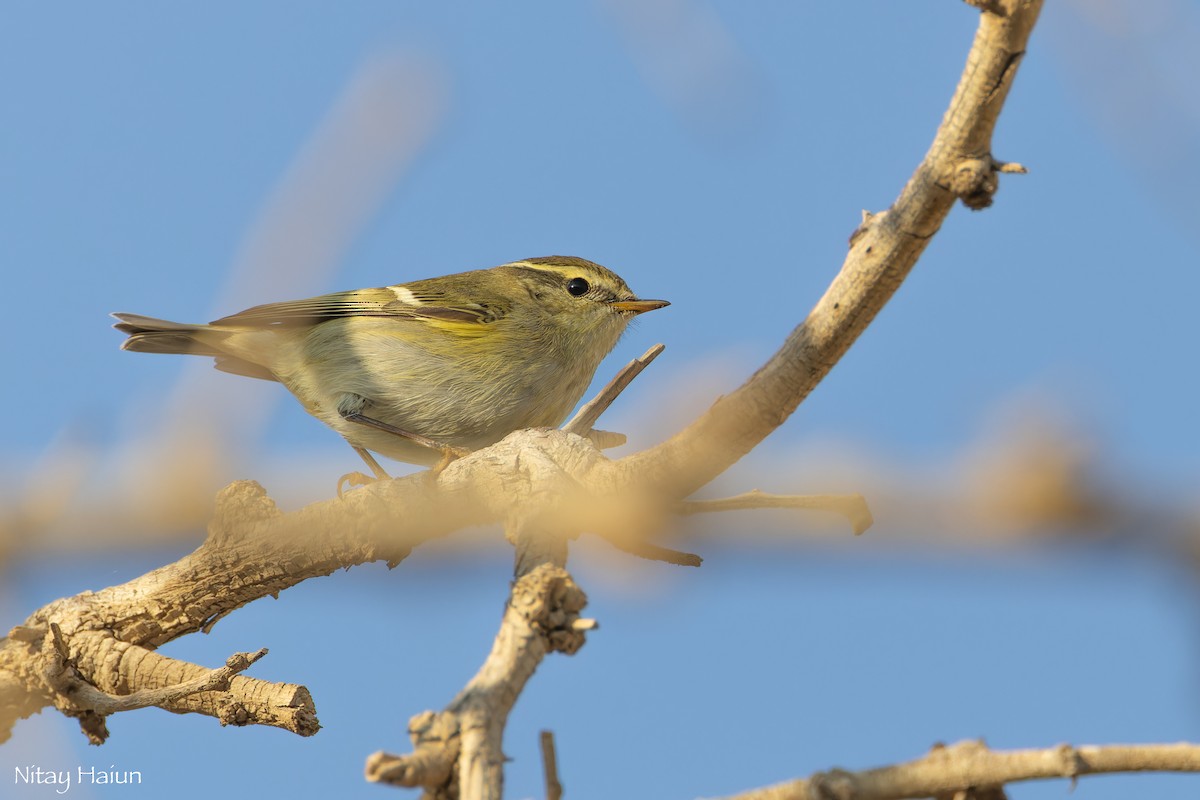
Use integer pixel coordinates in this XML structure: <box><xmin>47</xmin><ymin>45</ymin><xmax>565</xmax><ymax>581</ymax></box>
<box><xmin>611</xmin><ymin>298</ymin><xmax>670</xmax><ymax>315</ymax></box>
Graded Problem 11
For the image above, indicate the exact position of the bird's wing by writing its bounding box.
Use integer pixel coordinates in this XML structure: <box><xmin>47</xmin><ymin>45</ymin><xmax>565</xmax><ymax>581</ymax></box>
<box><xmin>210</xmin><ymin>284</ymin><xmax>509</xmax><ymax>333</ymax></box>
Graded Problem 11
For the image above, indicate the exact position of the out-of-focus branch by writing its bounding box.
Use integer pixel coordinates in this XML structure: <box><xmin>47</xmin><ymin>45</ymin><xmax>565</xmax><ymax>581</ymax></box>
<box><xmin>0</xmin><ymin>52</ymin><xmax>448</xmax><ymax>563</ymax></box>
<box><xmin>710</xmin><ymin>739</ymin><xmax>1200</xmax><ymax>800</ymax></box>
<box><xmin>680</xmin><ymin>490</ymin><xmax>873</xmax><ymax>535</ymax></box>
<box><xmin>7</xmin><ymin>393</ymin><xmax>1191</xmax><ymax>560</ymax></box>
<box><xmin>617</xmin><ymin>0</ymin><xmax>1043</xmax><ymax>498</ymax></box>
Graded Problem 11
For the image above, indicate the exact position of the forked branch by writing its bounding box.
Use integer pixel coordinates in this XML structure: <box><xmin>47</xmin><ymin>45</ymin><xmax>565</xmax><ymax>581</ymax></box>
<box><xmin>16</xmin><ymin>5</ymin><xmax>1180</xmax><ymax>800</ymax></box>
<box><xmin>365</xmin><ymin>565</ymin><xmax>592</xmax><ymax>800</ymax></box>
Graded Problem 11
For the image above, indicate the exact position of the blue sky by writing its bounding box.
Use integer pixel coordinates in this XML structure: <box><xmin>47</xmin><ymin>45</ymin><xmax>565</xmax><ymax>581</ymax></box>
<box><xmin>2</xmin><ymin>2</ymin><xmax>1198</xmax><ymax>798</ymax></box>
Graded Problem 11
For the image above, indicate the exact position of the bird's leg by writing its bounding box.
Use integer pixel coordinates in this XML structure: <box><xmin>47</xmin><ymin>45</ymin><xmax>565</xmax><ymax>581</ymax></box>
<box><xmin>355</xmin><ymin>446</ymin><xmax>391</xmax><ymax>479</ymax></box>
<box><xmin>342</xmin><ymin>411</ymin><xmax>463</xmax><ymax>454</ymax></box>
<box><xmin>338</xmin><ymin>408</ymin><xmax>470</xmax><ymax>483</ymax></box>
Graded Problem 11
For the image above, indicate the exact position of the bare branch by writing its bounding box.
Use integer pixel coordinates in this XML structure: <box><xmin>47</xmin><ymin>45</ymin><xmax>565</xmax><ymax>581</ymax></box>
<box><xmin>30</xmin><ymin>622</ymin><xmax>312</xmax><ymax>745</ymax></box>
<box><xmin>38</xmin><ymin>622</ymin><xmax>275</xmax><ymax>743</ymax></box>
<box><xmin>616</xmin><ymin>1</ymin><xmax>1043</xmax><ymax>499</ymax></box>
<box><xmin>43</xmin><ymin>623</ymin><xmax>267</xmax><ymax>716</ymax></box>
<box><xmin>710</xmin><ymin>739</ymin><xmax>1200</xmax><ymax>800</ymax></box>
<box><xmin>540</xmin><ymin>730</ymin><xmax>564</xmax><ymax>800</ymax></box>
<box><xmin>563</xmin><ymin>343</ymin><xmax>665</xmax><ymax>436</ymax></box>
<box><xmin>0</xmin><ymin>465</ymin><xmax>495</xmax><ymax>741</ymax></box>
<box><xmin>366</xmin><ymin>565</ymin><xmax>591</xmax><ymax>800</ymax></box>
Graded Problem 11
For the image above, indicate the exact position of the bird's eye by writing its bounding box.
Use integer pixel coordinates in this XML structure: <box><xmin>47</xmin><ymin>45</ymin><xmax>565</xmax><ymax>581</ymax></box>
<box><xmin>566</xmin><ymin>277</ymin><xmax>590</xmax><ymax>296</ymax></box>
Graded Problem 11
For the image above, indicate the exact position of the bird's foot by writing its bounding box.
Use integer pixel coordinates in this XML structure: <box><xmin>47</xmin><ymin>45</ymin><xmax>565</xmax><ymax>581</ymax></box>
<box><xmin>426</xmin><ymin>445</ymin><xmax>471</xmax><ymax>485</ymax></box>
<box><xmin>337</xmin><ymin>471</ymin><xmax>377</xmax><ymax>499</ymax></box>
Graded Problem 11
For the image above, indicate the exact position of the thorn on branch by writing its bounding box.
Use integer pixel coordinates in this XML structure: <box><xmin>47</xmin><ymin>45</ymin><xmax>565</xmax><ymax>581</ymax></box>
<box><xmin>950</xmin><ymin>155</ymin><xmax>1028</xmax><ymax>211</ymax></box>
<box><xmin>849</xmin><ymin>209</ymin><xmax>887</xmax><ymax>248</ymax></box>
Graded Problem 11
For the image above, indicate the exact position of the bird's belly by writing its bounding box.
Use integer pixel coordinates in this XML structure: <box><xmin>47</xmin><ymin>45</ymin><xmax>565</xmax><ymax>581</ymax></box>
<box><xmin>281</xmin><ymin>320</ymin><xmax>592</xmax><ymax>465</ymax></box>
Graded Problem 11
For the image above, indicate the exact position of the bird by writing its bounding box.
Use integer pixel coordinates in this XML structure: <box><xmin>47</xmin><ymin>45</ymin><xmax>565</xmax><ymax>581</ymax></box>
<box><xmin>113</xmin><ymin>256</ymin><xmax>668</xmax><ymax>485</ymax></box>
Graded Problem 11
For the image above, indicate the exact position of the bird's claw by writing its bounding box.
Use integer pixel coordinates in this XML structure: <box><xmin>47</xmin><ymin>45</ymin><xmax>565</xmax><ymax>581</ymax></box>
<box><xmin>337</xmin><ymin>471</ymin><xmax>377</xmax><ymax>499</ymax></box>
<box><xmin>426</xmin><ymin>445</ymin><xmax>471</xmax><ymax>484</ymax></box>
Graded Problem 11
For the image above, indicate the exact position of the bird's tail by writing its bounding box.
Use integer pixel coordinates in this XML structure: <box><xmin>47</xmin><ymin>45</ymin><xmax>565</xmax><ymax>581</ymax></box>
<box><xmin>111</xmin><ymin>313</ymin><xmax>222</xmax><ymax>356</ymax></box>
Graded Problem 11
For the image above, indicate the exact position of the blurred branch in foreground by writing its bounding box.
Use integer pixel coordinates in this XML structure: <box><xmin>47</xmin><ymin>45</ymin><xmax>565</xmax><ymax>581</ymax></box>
<box><xmin>693</xmin><ymin>397</ymin><xmax>1199</xmax><ymax>559</ymax></box>
<box><xmin>0</xmin><ymin>51</ymin><xmax>447</xmax><ymax>560</ymax></box>
<box><xmin>4</xmin><ymin>390</ymin><xmax>1195</xmax><ymax>566</ymax></box>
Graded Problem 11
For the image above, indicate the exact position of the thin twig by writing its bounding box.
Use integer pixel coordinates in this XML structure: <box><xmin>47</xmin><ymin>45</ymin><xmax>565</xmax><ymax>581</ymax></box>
<box><xmin>44</xmin><ymin>624</ymin><xmax>268</xmax><ymax>716</ymax></box>
<box><xmin>563</xmin><ymin>344</ymin><xmax>665</xmax><ymax>436</ymax></box>
<box><xmin>541</xmin><ymin>730</ymin><xmax>564</xmax><ymax>800</ymax></box>
<box><xmin>617</xmin><ymin>2</ymin><xmax>1042</xmax><ymax>498</ymax></box>
<box><xmin>679</xmin><ymin>490</ymin><xmax>874</xmax><ymax>535</ymax></box>
<box><xmin>710</xmin><ymin>739</ymin><xmax>1200</xmax><ymax>800</ymax></box>
<box><xmin>599</xmin><ymin>535</ymin><xmax>703</xmax><ymax>567</ymax></box>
